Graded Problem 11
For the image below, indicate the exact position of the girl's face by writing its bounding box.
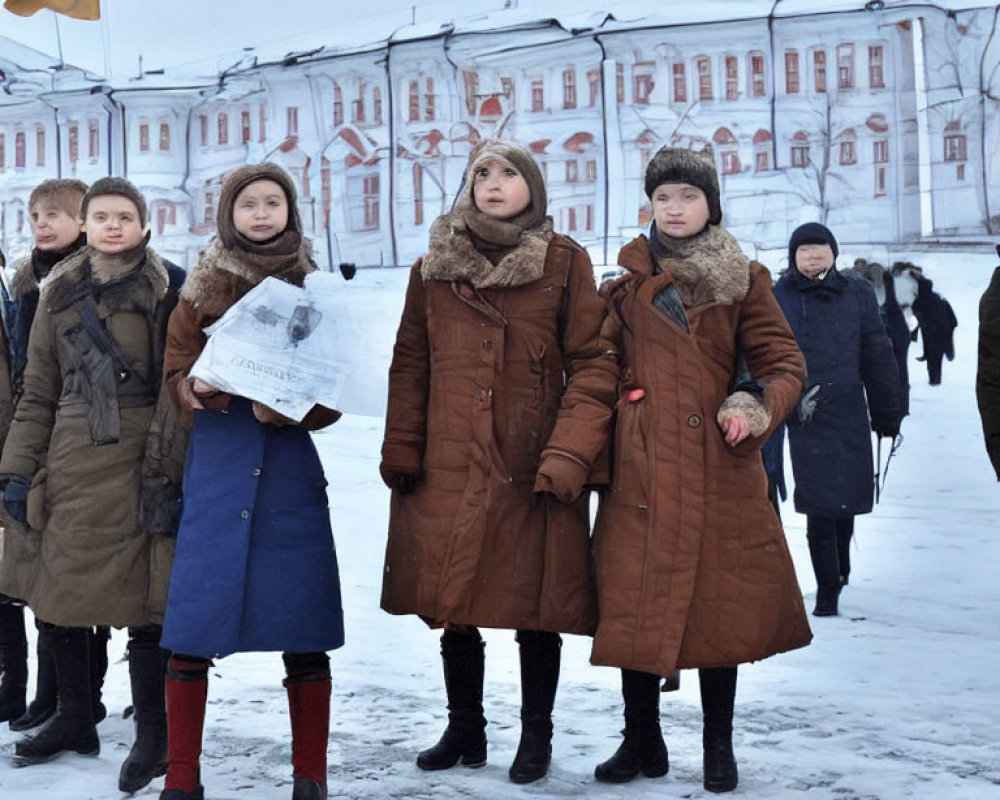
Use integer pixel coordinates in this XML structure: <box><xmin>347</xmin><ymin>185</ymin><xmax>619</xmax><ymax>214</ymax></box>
<box><xmin>233</xmin><ymin>179</ymin><xmax>290</xmax><ymax>241</ymax></box>
<box><xmin>471</xmin><ymin>159</ymin><xmax>531</xmax><ymax>220</ymax></box>
<box><xmin>651</xmin><ymin>182</ymin><xmax>711</xmax><ymax>240</ymax></box>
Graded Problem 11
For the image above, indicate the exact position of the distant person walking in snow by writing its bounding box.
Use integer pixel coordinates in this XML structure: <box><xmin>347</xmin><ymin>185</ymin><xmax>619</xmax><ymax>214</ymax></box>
<box><xmin>976</xmin><ymin>244</ymin><xmax>1000</xmax><ymax>479</ymax></box>
<box><xmin>380</xmin><ymin>139</ymin><xmax>617</xmax><ymax>785</ymax></box>
<box><xmin>852</xmin><ymin>258</ymin><xmax>911</xmax><ymax>417</ymax></box>
<box><xmin>158</xmin><ymin>164</ymin><xmax>344</xmax><ymax>800</ymax></box>
<box><xmin>775</xmin><ymin>223</ymin><xmax>903</xmax><ymax>617</ymax></box>
<box><xmin>893</xmin><ymin>262</ymin><xmax>958</xmax><ymax>386</ymax></box>
<box><xmin>590</xmin><ymin>145</ymin><xmax>811</xmax><ymax>794</ymax></box>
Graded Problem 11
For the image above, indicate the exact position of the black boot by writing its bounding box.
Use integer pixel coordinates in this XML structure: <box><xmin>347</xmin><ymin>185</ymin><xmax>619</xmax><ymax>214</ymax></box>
<box><xmin>807</xmin><ymin>517</ymin><xmax>842</xmax><ymax>617</ymax></box>
<box><xmin>119</xmin><ymin>627</ymin><xmax>169</xmax><ymax>793</ymax></box>
<box><xmin>89</xmin><ymin>626</ymin><xmax>110</xmax><ymax>724</ymax></box>
<box><xmin>14</xmin><ymin>625</ymin><xmax>99</xmax><ymax>765</ymax></box>
<box><xmin>700</xmin><ymin>667</ymin><xmax>738</xmax><ymax>794</ymax></box>
<box><xmin>416</xmin><ymin>628</ymin><xmax>487</xmax><ymax>770</ymax></box>
<box><xmin>0</xmin><ymin>600</ymin><xmax>28</xmax><ymax>724</ymax></box>
<box><xmin>595</xmin><ymin>669</ymin><xmax>668</xmax><ymax>783</ymax></box>
<box><xmin>508</xmin><ymin>630</ymin><xmax>560</xmax><ymax>784</ymax></box>
<box><xmin>10</xmin><ymin>620</ymin><xmax>57</xmax><ymax>731</ymax></box>
<box><xmin>291</xmin><ymin>777</ymin><xmax>327</xmax><ymax>799</ymax></box>
<box><xmin>836</xmin><ymin>518</ymin><xmax>855</xmax><ymax>587</ymax></box>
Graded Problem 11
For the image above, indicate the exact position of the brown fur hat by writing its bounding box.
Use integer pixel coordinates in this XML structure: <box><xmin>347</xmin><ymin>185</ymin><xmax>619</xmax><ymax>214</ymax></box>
<box><xmin>644</xmin><ymin>144</ymin><xmax>722</xmax><ymax>225</ymax></box>
<box><xmin>216</xmin><ymin>162</ymin><xmax>302</xmax><ymax>248</ymax></box>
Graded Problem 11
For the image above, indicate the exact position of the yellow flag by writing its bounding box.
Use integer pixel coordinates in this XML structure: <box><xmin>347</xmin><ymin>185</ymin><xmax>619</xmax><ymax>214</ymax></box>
<box><xmin>3</xmin><ymin>0</ymin><xmax>100</xmax><ymax>20</ymax></box>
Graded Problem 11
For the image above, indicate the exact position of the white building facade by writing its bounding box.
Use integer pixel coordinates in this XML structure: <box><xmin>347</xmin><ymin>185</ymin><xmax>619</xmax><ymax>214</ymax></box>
<box><xmin>1</xmin><ymin>2</ymin><xmax>997</xmax><ymax>269</ymax></box>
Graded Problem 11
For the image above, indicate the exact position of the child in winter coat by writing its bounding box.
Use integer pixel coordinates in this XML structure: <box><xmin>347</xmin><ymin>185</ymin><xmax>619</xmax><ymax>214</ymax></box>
<box><xmin>380</xmin><ymin>139</ymin><xmax>617</xmax><ymax>784</ymax></box>
<box><xmin>158</xmin><ymin>162</ymin><xmax>344</xmax><ymax>800</ymax></box>
<box><xmin>0</xmin><ymin>178</ymin><xmax>184</xmax><ymax>794</ymax></box>
<box><xmin>775</xmin><ymin>223</ymin><xmax>902</xmax><ymax>617</ymax></box>
<box><xmin>0</xmin><ymin>179</ymin><xmax>95</xmax><ymax>732</ymax></box>
<box><xmin>590</xmin><ymin>146</ymin><xmax>812</xmax><ymax>794</ymax></box>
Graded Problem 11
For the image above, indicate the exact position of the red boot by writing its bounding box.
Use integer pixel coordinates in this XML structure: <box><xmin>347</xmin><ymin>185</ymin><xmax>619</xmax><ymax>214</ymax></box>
<box><xmin>286</xmin><ymin>677</ymin><xmax>331</xmax><ymax>799</ymax></box>
<box><xmin>161</xmin><ymin>655</ymin><xmax>209</xmax><ymax>800</ymax></box>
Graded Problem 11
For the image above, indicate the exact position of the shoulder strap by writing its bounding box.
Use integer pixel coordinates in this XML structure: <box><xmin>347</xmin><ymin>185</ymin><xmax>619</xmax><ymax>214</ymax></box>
<box><xmin>74</xmin><ymin>294</ymin><xmax>147</xmax><ymax>389</ymax></box>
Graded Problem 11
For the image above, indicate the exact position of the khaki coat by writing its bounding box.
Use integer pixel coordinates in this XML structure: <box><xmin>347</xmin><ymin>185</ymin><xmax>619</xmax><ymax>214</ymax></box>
<box><xmin>380</xmin><ymin>234</ymin><xmax>617</xmax><ymax>634</ymax></box>
<box><xmin>0</xmin><ymin>249</ymin><xmax>171</xmax><ymax>627</ymax></box>
<box><xmin>591</xmin><ymin>237</ymin><xmax>812</xmax><ymax>676</ymax></box>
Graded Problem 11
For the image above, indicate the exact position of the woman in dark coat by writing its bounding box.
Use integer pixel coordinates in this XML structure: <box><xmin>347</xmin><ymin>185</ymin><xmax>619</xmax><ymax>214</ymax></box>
<box><xmin>774</xmin><ymin>223</ymin><xmax>902</xmax><ymax>617</ymax></box>
<box><xmin>976</xmin><ymin>244</ymin><xmax>1000</xmax><ymax>478</ymax></box>
<box><xmin>158</xmin><ymin>163</ymin><xmax>343</xmax><ymax>800</ymax></box>
<box><xmin>381</xmin><ymin>139</ymin><xmax>617</xmax><ymax>785</ymax></box>
<box><xmin>912</xmin><ymin>270</ymin><xmax>958</xmax><ymax>385</ymax></box>
<box><xmin>591</xmin><ymin>146</ymin><xmax>811</xmax><ymax>794</ymax></box>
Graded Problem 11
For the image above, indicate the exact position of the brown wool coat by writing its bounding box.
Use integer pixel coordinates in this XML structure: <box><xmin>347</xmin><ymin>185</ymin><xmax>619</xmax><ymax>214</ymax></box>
<box><xmin>0</xmin><ymin>249</ymin><xmax>171</xmax><ymax>627</ymax></box>
<box><xmin>591</xmin><ymin>236</ymin><xmax>812</xmax><ymax>676</ymax></box>
<box><xmin>380</xmin><ymin>234</ymin><xmax>617</xmax><ymax>634</ymax></box>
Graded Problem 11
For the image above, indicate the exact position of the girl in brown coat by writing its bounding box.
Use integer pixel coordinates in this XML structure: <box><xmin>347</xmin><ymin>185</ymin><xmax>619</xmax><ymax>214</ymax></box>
<box><xmin>591</xmin><ymin>146</ymin><xmax>812</xmax><ymax>793</ymax></box>
<box><xmin>380</xmin><ymin>139</ymin><xmax>617</xmax><ymax>784</ymax></box>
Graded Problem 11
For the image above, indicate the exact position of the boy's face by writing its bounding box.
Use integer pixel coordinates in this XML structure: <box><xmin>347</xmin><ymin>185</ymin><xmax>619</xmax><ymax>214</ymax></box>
<box><xmin>472</xmin><ymin>159</ymin><xmax>531</xmax><ymax>220</ymax></box>
<box><xmin>82</xmin><ymin>195</ymin><xmax>146</xmax><ymax>255</ymax></box>
<box><xmin>651</xmin><ymin>182</ymin><xmax>710</xmax><ymax>240</ymax></box>
<box><xmin>29</xmin><ymin>200</ymin><xmax>81</xmax><ymax>252</ymax></box>
<box><xmin>232</xmin><ymin>179</ymin><xmax>290</xmax><ymax>242</ymax></box>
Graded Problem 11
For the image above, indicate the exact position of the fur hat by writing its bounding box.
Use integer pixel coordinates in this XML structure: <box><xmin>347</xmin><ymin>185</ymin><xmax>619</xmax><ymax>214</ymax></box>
<box><xmin>456</xmin><ymin>139</ymin><xmax>547</xmax><ymax>227</ymax></box>
<box><xmin>644</xmin><ymin>144</ymin><xmax>722</xmax><ymax>225</ymax></box>
<box><xmin>788</xmin><ymin>222</ymin><xmax>838</xmax><ymax>269</ymax></box>
<box><xmin>216</xmin><ymin>162</ymin><xmax>302</xmax><ymax>248</ymax></box>
<box><xmin>81</xmin><ymin>177</ymin><xmax>147</xmax><ymax>227</ymax></box>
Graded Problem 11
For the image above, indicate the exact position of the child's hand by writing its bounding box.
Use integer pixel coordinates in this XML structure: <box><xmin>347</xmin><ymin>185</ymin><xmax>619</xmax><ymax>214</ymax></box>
<box><xmin>177</xmin><ymin>376</ymin><xmax>219</xmax><ymax>411</ymax></box>
<box><xmin>717</xmin><ymin>409</ymin><xmax>751</xmax><ymax>446</ymax></box>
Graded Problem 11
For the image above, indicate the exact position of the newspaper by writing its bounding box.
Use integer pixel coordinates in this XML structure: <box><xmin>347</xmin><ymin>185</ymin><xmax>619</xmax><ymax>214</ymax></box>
<box><xmin>189</xmin><ymin>272</ymin><xmax>365</xmax><ymax>422</ymax></box>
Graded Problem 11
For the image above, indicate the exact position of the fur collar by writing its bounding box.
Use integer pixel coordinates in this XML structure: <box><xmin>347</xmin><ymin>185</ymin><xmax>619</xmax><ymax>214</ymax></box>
<box><xmin>421</xmin><ymin>212</ymin><xmax>553</xmax><ymax>289</ymax></box>
<box><xmin>181</xmin><ymin>236</ymin><xmax>315</xmax><ymax>321</ymax></box>
<box><xmin>10</xmin><ymin>256</ymin><xmax>37</xmax><ymax>300</ymax></box>
<box><xmin>43</xmin><ymin>245</ymin><xmax>169</xmax><ymax>317</ymax></box>
<box><xmin>649</xmin><ymin>223</ymin><xmax>750</xmax><ymax>307</ymax></box>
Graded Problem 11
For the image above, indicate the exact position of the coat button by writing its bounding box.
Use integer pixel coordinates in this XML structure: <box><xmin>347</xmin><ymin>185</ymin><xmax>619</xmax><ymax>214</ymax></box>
<box><xmin>687</xmin><ymin>413</ymin><xmax>702</xmax><ymax>428</ymax></box>
<box><xmin>251</xmin><ymin>468</ymin><xmax>262</xmax><ymax>477</ymax></box>
<box><xmin>240</xmin><ymin>509</ymin><xmax>250</xmax><ymax>520</ymax></box>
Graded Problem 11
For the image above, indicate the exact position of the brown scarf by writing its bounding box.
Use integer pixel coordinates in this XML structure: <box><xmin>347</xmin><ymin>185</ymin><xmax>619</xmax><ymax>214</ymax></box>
<box><xmin>421</xmin><ymin>211</ymin><xmax>553</xmax><ymax>289</ymax></box>
<box><xmin>649</xmin><ymin>222</ymin><xmax>750</xmax><ymax>307</ymax></box>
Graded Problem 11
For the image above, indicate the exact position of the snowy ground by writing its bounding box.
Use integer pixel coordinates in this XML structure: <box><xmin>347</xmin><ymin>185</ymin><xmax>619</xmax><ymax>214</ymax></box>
<box><xmin>2</xmin><ymin>249</ymin><xmax>999</xmax><ymax>799</ymax></box>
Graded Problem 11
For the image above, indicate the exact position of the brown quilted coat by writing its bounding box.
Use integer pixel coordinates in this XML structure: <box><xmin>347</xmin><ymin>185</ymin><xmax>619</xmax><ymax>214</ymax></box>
<box><xmin>591</xmin><ymin>237</ymin><xmax>812</xmax><ymax>676</ymax></box>
<box><xmin>380</xmin><ymin>234</ymin><xmax>617</xmax><ymax>634</ymax></box>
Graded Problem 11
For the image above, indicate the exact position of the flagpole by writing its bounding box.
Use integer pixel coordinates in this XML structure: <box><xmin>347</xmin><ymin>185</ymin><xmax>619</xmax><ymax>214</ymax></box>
<box><xmin>52</xmin><ymin>10</ymin><xmax>65</xmax><ymax>68</ymax></box>
<box><xmin>100</xmin><ymin>0</ymin><xmax>112</xmax><ymax>81</ymax></box>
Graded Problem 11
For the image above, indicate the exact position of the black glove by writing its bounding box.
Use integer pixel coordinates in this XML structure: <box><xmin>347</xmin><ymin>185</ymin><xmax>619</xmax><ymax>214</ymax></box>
<box><xmin>873</xmin><ymin>423</ymin><xmax>900</xmax><ymax>439</ymax></box>
<box><xmin>339</xmin><ymin>262</ymin><xmax>357</xmax><ymax>281</ymax></box>
<box><xmin>2</xmin><ymin>475</ymin><xmax>30</xmax><ymax>523</ymax></box>
<box><xmin>391</xmin><ymin>472</ymin><xmax>419</xmax><ymax>496</ymax></box>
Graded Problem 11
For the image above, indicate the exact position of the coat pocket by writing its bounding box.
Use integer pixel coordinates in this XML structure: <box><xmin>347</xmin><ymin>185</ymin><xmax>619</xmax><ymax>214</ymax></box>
<box><xmin>26</xmin><ymin>467</ymin><xmax>49</xmax><ymax>532</ymax></box>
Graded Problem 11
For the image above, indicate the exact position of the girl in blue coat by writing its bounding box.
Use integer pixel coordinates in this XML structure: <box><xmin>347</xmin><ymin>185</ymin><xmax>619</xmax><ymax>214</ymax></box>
<box><xmin>158</xmin><ymin>163</ymin><xmax>344</xmax><ymax>800</ymax></box>
<box><xmin>774</xmin><ymin>223</ymin><xmax>902</xmax><ymax>617</ymax></box>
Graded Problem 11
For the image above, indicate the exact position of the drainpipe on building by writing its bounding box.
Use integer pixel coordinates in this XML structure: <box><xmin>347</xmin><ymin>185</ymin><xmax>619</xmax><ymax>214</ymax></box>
<box><xmin>385</xmin><ymin>40</ymin><xmax>399</xmax><ymax>265</ymax></box>
<box><xmin>107</xmin><ymin>89</ymin><xmax>127</xmax><ymax>176</ymax></box>
<box><xmin>37</xmin><ymin>96</ymin><xmax>62</xmax><ymax>179</ymax></box>
<box><xmin>593</xmin><ymin>34</ymin><xmax>611</xmax><ymax>266</ymax></box>
<box><xmin>767</xmin><ymin>0</ymin><xmax>783</xmax><ymax>171</ymax></box>
<box><xmin>978</xmin><ymin>5</ymin><xmax>999</xmax><ymax>235</ymax></box>
<box><xmin>910</xmin><ymin>17</ymin><xmax>934</xmax><ymax>237</ymax></box>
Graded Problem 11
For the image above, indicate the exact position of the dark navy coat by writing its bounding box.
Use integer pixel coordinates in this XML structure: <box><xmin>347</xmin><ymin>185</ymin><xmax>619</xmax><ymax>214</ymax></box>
<box><xmin>774</xmin><ymin>267</ymin><xmax>901</xmax><ymax>517</ymax></box>
<box><xmin>161</xmin><ymin>398</ymin><xmax>344</xmax><ymax>658</ymax></box>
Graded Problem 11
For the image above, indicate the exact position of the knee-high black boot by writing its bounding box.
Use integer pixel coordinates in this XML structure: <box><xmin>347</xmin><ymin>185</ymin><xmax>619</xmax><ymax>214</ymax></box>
<box><xmin>14</xmin><ymin>625</ymin><xmax>98</xmax><ymax>764</ymax></box>
<box><xmin>594</xmin><ymin>668</ymin><xmax>668</xmax><ymax>783</ymax></box>
<box><xmin>508</xmin><ymin>630</ymin><xmax>561</xmax><ymax>784</ymax></box>
<box><xmin>119</xmin><ymin>626</ymin><xmax>169</xmax><ymax>792</ymax></box>
<box><xmin>10</xmin><ymin>619</ymin><xmax>57</xmax><ymax>731</ymax></box>
<box><xmin>807</xmin><ymin>516</ymin><xmax>842</xmax><ymax>617</ymax></box>
<box><xmin>89</xmin><ymin>626</ymin><xmax>110</xmax><ymax>724</ymax></box>
<box><xmin>0</xmin><ymin>600</ymin><xmax>28</xmax><ymax>724</ymax></box>
<box><xmin>416</xmin><ymin>627</ymin><xmax>486</xmax><ymax>770</ymax></box>
<box><xmin>700</xmin><ymin>667</ymin><xmax>738</xmax><ymax>794</ymax></box>
<box><xmin>835</xmin><ymin>518</ymin><xmax>855</xmax><ymax>587</ymax></box>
